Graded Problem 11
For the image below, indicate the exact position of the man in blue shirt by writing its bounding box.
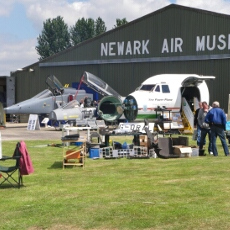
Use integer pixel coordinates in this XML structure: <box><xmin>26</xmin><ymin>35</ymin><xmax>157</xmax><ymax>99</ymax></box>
<box><xmin>205</xmin><ymin>101</ymin><xmax>229</xmax><ymax>156</ymax></box>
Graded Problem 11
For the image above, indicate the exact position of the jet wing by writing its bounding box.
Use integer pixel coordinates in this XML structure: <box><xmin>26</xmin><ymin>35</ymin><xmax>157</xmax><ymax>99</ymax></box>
<box><xmin>81</xmin><ymin>71</ymin><xmax>122</xmax><ymax>99</ymax></box>
<box><xmin>181</xmin><ymin>76</ymin><xmax>215</xmax><ymax>87</ymax></box>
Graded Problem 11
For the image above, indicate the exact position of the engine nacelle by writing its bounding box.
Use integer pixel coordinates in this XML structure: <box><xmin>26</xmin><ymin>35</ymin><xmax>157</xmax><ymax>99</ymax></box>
<box><xmin>97</xmin><ymin>95</ymin><xmax>138</xmax><ymax>122</ymax></box>
<box><xmin>97</xmin><ymin>96</ymin><xmax>123</xmax><ymax>122</ymax></box>
<box><xmin>123</xmin><ymin>95</ymin><xmax>138</xmax><ymax>121</ymax></box>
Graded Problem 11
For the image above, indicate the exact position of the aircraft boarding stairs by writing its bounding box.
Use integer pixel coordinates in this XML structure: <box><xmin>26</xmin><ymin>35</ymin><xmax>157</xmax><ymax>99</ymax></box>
<box><xmin>181</xmin><ymin>97</ymin><xmax>194</xmax><ymax>134</ymax></box>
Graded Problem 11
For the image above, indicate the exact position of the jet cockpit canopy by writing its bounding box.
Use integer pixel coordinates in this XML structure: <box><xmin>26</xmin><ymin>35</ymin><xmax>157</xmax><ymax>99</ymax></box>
<box><xmin>81</xmin><ymin>71</ymin><xmax>122</xmax><ymax>100</ymax></box>
<box><xmin>46</xmin><ymin>75</ymin><xmax>64</xmax><ymax>95</ymax></box>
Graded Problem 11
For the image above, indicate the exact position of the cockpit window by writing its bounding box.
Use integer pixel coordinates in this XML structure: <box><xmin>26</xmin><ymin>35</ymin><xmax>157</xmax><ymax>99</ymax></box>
<box><xmin>155</xmin><ymin>85</ymin><xmax>160</xmax><ymax>92</ymax></box>
<box><xmin>162</xmin><ymin>85</ymin><xmax>170</xmax><ymax>93</ymax></box>
<box><xmin>63</xmin><ymin>100</ymin><xmax>80</xmax><ymax>109</ymax></box>
<box><xmin>139</xmin><ymin>84</ymin><xmax>155</xmax><ymax>91</ymax></box>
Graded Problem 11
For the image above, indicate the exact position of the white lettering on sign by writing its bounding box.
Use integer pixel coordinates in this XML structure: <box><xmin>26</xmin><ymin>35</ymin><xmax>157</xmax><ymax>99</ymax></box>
<box><xmin>119</xmin><ymin>122</ymin><xmax>155</xmax><ymax>133</ymax></box>
<box><xmin>101</xmin><ymin>40</ymin><xmax>149</xmax><ymax>56</ymax></box>
<box><xmin>119</xmin><ymin>123</ymin><xmax>144</xmax><ymax>131</ymax></box>
<box><xmin>109</xmin><ymin>42</ymin><xmax>116</xmax><ymax>56</ymax></box>
<box><xmin>117</xmin><ymin>42</ymin><xmax>124</xmax><ymax>55</ymax></box>
<box><xmin>100</xmin><ymin>33</ymin><xmax>230</xmax><ymax>57</ymax></box>
<box><xmin>196</xmin><ymin>34</ymin><xmax>230</xmax><ymax>52</ymax></box>
<box><xmin>161</xmin><ymin>37</ymin><xmax>183</xmax><ymax>53</ymax></box>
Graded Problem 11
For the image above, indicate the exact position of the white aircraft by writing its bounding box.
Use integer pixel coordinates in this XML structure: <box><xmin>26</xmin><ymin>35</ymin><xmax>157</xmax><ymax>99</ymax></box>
<box><xmin>82</xmin><ymin>72</ymin><xmax>215</xmax><ymax>122</ymax></box>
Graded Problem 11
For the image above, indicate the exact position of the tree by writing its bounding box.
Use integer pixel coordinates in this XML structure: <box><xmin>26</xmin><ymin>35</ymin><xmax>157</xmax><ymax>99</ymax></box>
<box><xmin>114</xmin><ymin>18</ymin><xmax>128</xmax><ymax>28</ymax></box>
<box><xmin>70</xmin><ymin>18</ymin><xmax>95</xmax><ymax>46</ymax></box>
<box><xmin>95</xmin><ymin>17</ymin><xmax>107</xmax><ymax>36</ymax></box>
<box><xmin>36</xmin><ymin>16</ymin><xmax>70</xmax><ymax>60</ymax></box>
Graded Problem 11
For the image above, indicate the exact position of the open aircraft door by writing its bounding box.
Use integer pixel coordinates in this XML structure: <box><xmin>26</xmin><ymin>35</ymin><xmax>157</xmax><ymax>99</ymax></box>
<box><xmin>181</xmin><ymin>76</ymin><xmax>215</xmax><ymax>87</ymax></box>
<box><xmin>181</xmin><ymin>76</ymin><xmax>215</xmax><ymax>109</ymax></box>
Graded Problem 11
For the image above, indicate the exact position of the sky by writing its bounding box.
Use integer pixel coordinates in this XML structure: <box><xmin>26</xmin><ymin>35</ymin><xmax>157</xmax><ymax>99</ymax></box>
<box><xmin>1</xmin><ymin>0</ymin><xmax>230</xmax><ymax>76</ymax></box>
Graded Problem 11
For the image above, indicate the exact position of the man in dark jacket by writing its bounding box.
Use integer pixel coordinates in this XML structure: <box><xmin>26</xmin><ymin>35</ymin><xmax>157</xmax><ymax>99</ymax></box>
<box><xmin>194</xmin><ymin>102</ymin><xmax>203</xmax><ymax>146</ymax></box>
<box><xmin>205</xmin><ymin>101</ymin><xmax>229</xmax><ymax>156</ymax></box>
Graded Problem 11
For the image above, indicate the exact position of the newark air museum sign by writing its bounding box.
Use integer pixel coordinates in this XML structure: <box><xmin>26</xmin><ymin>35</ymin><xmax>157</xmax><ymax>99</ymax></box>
<box><xmin>101</xmin><ymin>34</ymin><xmax>230</xmax><ymax>57</ymax></box>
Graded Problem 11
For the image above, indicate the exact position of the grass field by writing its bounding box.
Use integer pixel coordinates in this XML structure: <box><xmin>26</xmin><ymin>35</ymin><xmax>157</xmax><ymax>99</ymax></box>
<box><xmin>1</xmin><ymin>136</ymin><xmax>230</xmax><ymax>230</ymax></box>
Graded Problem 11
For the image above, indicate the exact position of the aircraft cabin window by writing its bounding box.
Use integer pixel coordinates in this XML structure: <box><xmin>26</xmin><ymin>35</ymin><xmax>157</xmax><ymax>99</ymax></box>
<box><xmin>155</xmin><ymin>85</ymin><xmax>160</xmax><ymax>92</ymax></box>
<box><xmin>140</xmin><ymin>84</ymin><xmax>155</xmax><ymax>91</ymax></box>
<box><xmin>162</xmin><ymin>85</ymin><xmax>170</xmax><ymax>93</ymax></box>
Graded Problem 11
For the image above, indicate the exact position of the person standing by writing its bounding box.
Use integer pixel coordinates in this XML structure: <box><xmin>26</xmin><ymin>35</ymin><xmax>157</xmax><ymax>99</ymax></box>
<box><xmin>198</xmin><ymin>102</ymin><xmax>212</xmax><ymax>155</ymax></box>
<box><xmin>194</xmin><ymin>102</ymin><xmax>204</xmax><ymax>146</ymax></box>
<box><xmin>205</xmin><ymin>101</ymin><xmax>229</xmax><ymax>156</ymax></box>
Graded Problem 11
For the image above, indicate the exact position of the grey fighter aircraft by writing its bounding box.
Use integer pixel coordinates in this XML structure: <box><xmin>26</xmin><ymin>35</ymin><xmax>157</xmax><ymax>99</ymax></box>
<box><xmin>4</xmin><ymin>75</ymin><xmax>94</xmax><ymax>115</ymax></box>
<box><xmin>49</xmin><ymin>99</ymin><xmax>96</xmax><ymax>122</ymax></box>
<box><xmin>48</xmin><ymin>71</ymin><xmax>122</xmax><ymax>123</ymax></box>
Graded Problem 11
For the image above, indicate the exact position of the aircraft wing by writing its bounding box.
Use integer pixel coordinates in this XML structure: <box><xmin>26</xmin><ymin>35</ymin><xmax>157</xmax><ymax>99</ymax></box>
<box><xmin>181</xmin><ymin>75</ymin><xmax>215</xmax><ymax>87</ymax></box>
<box><xmin>81</xmin><ymin>71</ymin><xmax>123</xmax><ymax>100</ymax></box>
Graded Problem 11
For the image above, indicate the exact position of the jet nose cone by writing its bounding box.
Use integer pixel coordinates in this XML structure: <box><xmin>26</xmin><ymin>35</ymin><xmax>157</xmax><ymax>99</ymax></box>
<box><xmin>4</xmin><ymin>105</ymin><xmax>20</xmax><ymax>114</ymax></box>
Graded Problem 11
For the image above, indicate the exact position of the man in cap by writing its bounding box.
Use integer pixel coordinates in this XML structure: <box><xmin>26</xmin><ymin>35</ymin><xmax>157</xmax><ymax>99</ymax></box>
<box><xmin>205</xmin><ymin>101</ymin><xmax>229</xmax><ymax>156</ymax></box>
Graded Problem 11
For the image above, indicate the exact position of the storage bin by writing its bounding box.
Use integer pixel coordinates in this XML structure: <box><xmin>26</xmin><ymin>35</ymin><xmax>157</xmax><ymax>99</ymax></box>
<box><xmin>89</xmin><ymin>148</ymin><xmax>100</xmax><ymax>158</ymax></box>
<box><xmin>75</xmin><ymin>142</ymin><xmax>83</xmax><ymax>146</ymax></box>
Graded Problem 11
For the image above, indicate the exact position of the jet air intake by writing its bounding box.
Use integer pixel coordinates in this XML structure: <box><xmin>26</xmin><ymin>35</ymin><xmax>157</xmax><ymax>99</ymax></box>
<box><xmin>98</xmin><ymin>96</ymin><xmax>123</xmax><ymax>122</ymax></box>
<box><xmin>123</xmin><ymin>95</ymin><xmax>138</xmax><ymax>121</ymax></box>
<box><xmin>97</xmin><ymin>95</ymin><xmax>138</xmax><ymax>122</ymax></box>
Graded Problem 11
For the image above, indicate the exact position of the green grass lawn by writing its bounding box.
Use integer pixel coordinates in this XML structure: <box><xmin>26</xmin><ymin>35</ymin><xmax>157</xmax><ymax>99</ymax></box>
<box><xmin>1</xmin><ymin>136</ymin><xmax>230</xmax><ymax>230</ymax></box>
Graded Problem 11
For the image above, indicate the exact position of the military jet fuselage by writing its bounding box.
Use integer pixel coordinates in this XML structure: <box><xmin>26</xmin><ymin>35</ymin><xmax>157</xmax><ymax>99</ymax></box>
<box><xmin>4</xmin><ymin>75</ymin><xmax>93</xmax><ymax>115</ymax></box>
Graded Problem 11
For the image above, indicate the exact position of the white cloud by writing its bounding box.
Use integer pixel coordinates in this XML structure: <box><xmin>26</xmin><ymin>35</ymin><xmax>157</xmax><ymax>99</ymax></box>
<box><xmin>23</xmin><ymin>0</ymin><xmax>171</xmax><ymax>31</ymax></box>
<box><xmin>0</xmin><ymin>0</ymin><xmax>16</xmax><ymax>17</ymax></box>
<box><xmin>0</xmin><ymin>38</ymin><xmax>39</xmax><ymax>76</ymax></box>
<box><xmin>176</xmin><ymin>0</ymin><xmax>230</xmax><ymax>14</ymax></box>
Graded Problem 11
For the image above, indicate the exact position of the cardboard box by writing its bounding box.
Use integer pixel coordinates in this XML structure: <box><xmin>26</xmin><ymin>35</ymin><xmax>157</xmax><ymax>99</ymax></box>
<box><xmin>139</xmin><ymin>135</ymin><xmax>148</xmax><ymax>147</ymax></box>
<box><xmin>139</xmin><ymin>135</ymin><xmax>147</xmax><ymax>142</ymax></box>
<box><xmin>173</xmin><ymin>145</ymin><xmax>192</xmax><ymax>158</ymax></box>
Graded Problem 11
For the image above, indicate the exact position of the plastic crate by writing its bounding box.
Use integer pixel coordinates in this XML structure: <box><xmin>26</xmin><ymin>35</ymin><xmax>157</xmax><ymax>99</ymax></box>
<box><xmin>75</xmin><ymin>142</ymin><xmax>83</xmax><ymax>146</ymax></box>
<box><xmin>89</xmin><ymin>148</ymin><xmax>100</xmax><ymax>158</ymax></box>
<box><xmin>100</xmin><ymin>146</ymin><xmax>113</xmax><ymax>158</ymax></box>
<box><xmin>133</xmin><ymin>146</ymin><xmax>148</xmax><ymax>157</ymax></box>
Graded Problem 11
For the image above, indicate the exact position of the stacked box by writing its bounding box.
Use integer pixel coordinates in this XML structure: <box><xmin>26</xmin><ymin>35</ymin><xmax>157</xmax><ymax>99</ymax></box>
<box><xmin>133</xmin><ymin>146</ymin><xmax>148</xmax><ymax>157</ymax></box>
<box><xmin>139</xmin><ymin>135</ymin><xmax>148</xmax><ymax>147</ymax></box>
<box><xmin>173</xmin><ymin>145</ymin><xmax>192</xmax><ymax>157</ymax></box>
<box><xmin>117</xmin><ymin>149</ymin><xmax>134</xmax><ymax>157</ymax></box>
<box><xmin>100</xmin><ymin>146</ymin><xmax>113</xmax><ymax>158</ymax></box>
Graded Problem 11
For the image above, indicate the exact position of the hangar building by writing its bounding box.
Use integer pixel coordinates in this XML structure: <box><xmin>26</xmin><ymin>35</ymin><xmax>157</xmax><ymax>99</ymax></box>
<box><xmin>10</xmin><ymin>4</ymin><xmax>230</xmax><ymax>112</ymax></box>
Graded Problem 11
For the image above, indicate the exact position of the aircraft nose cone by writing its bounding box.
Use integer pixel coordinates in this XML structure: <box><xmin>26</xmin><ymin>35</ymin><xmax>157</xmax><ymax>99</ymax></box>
<box><xmin>4</xmin><ymin>106</ymin><xmax>21</xmax><ymax>114</ymax></box>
